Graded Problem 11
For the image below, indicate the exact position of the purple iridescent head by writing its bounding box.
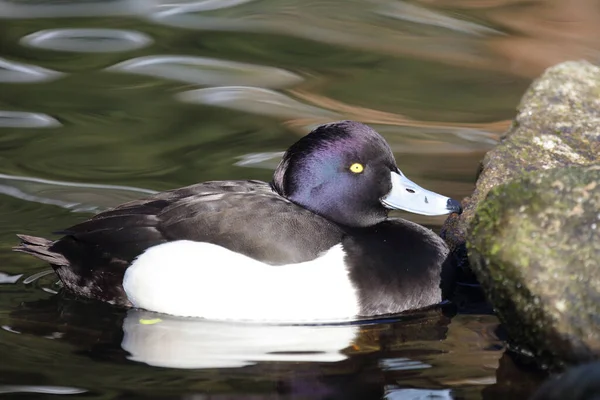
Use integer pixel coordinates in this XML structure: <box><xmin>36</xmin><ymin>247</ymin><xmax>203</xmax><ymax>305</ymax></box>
<box><xmin>271</xmin><ymin>121</ymin><xmax>461</xmax><ymax>227</ymax></box>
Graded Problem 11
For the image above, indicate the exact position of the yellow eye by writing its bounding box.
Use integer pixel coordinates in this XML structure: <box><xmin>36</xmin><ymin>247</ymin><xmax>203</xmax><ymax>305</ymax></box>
<box><xmin>349</xmin><ymin>163</ymin><xmax>364</xmax><ymax>174</ymax></box>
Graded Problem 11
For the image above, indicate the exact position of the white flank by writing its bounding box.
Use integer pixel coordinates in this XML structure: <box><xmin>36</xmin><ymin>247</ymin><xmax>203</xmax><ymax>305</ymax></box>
<box><xmin>123</xmin><ymin>241</ymin><xmax>359</xmax><ymax>323</ymax></box>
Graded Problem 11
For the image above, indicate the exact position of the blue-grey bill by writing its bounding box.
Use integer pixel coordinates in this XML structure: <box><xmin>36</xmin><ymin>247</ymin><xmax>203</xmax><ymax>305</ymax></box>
<box><xmin>381</xmin><ymin>171</ymin><xmax>462</xmax><ymax>216</ymax></box>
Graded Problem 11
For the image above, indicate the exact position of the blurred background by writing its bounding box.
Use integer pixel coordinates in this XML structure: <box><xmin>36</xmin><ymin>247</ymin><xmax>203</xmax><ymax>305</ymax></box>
<box><xmin>0</xmin><ymin>0</ymin><xmax>596</xmax><ymax>399</ymax></box>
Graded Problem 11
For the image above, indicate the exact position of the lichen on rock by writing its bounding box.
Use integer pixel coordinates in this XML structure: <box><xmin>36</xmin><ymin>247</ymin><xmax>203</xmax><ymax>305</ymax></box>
<box><xmin>441</xmin><ymin>60</ymin><xmax>600</xmax><ymax>269</ymax></box>
<box><xmin>468</xmin><ymin>166</ymin><xmax>600</xmax><ymax>367</ymax></box>
<box><xmin>441</xmin><ymin>60</ymin><xmax>600</xmax><ymax>368</ymax></box>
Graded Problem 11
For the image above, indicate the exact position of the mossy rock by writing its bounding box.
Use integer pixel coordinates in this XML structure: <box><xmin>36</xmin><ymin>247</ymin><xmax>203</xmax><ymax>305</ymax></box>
<box><xmin>529</xmin><ymin>361</ymin><xmax>600</xmax><ymax>400</ymax></box>
<box><xmin>441</xmin><ymin>60</ymin><xmax>600</xmax><ymax>271</ymax></box>
<box><xmin>468</xmin><ymin>166</ymin><xmax>600</xmax><ymax>368</ymax></box>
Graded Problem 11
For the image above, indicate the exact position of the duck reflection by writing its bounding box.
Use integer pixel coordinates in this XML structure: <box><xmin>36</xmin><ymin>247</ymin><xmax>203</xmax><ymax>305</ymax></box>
<box><xmin>7</xmin><ymin>294</ymin><xmax>452</xmax><ymax>369</ymax></box>
<box><xmin>122</xmin><ymin>309</ymin><xmax>359</xmax><ymax>369</ymax></box>
<box><xmin>7</xmin><ymin>295</ymin><xmax>467</xmax><ymax>399</ymax></box>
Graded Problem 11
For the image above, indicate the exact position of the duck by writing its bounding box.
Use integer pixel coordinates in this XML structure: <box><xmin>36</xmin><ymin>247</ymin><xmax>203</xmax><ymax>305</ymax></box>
<box><xmin>14</xmin><ymin>120</ymin><xmax>461</xmax><ymax>323</ymax></box>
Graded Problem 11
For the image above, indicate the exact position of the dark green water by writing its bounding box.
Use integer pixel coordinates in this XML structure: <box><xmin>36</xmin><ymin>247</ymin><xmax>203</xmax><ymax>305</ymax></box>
<box><xmin>2</xmin><ymin>0</ymin><xmax>590</xmax><ymax>398</ymax></box>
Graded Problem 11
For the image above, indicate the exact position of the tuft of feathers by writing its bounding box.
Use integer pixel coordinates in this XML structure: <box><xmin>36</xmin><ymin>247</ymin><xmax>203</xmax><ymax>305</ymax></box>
<box><xmin>13</xmin><ymin>235</ymin><xmax>67</xmax><ymax>266</ymax></box>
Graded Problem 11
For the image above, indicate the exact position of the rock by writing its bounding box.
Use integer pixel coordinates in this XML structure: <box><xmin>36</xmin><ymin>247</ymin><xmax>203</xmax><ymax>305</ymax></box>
<box><xmin>441</xmin><ymin>60</ymin><xmax>600</xmax><ymax>271</ymax></box>
<box><xmin>529</xmin><ymin>361</ymin><xmax>600</xmax><ymax>400</ymax></box>
<box><xmin>440</xmin><ymin>60</ymin><xmax>600</xmax><ymax>368</ymax></box>
<box><xmin>468</xmin><ymin>166</ymin><xmax>600</xmax><ymax>367</ymax></box>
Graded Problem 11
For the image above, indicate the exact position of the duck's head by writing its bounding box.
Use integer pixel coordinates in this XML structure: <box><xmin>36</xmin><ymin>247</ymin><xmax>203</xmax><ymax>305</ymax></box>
<box><xmin>271</xmin><ymin>121</ymin><xmax>461</xmax><ymax>228</ymax></box>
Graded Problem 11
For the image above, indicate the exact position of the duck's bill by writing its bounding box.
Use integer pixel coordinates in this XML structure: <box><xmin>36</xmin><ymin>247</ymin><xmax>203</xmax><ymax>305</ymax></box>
<box><xmin>380</xmin><ymin>171</ymin><xmax>462</xmax><ymax>216</ymax></box>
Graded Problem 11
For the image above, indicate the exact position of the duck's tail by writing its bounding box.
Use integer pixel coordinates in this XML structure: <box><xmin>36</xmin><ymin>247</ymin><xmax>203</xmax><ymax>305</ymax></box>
<box><xmin>13</xmin><ymin>234</ymin><xmax>68</xmax><ymax>267</ymax></box>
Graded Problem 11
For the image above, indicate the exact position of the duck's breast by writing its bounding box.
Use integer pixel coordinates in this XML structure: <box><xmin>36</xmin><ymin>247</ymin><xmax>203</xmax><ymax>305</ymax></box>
<box><xmin>342</xmin><ymin>219</ymin><xmax>451</xmax><ymax>316</ymax></box>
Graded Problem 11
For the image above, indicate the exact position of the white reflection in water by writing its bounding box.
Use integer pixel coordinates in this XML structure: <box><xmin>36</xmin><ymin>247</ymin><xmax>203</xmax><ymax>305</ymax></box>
<box><xmin>379</xmin><ymin>357</ymin><xmax>432</xmax><ymax>371</ymax></box>
<box><xmin>0</xmin><ymin>386</ymin><xmax>86</xmax><ymax>395</ymax></box>
<box><xmin>1</xmin><ymin>325</ymin><xmax>21</xmax><ymax>334</ymax></box>
<box><xmin>178</xmin><ymin>86</ymin><xmax>339</xmax><ymax>120</ymax></box>
<box><xmin>164</xmin><ymin>0</ymin><xmax>255</xmax><ymax>12</ymax></box>
<box><xmin>22</xmin><ymin>269</ymin><xmax>55</xmax><ymax>285</ymax></box>
<box><xmin>0</xmin><ymin>272</ymin><xmax>22</xmax><ymax>284</ymax></box>
<box><xmin>150</xmin><ymin>0</ymin><xmax>256</xmax><ymax>28</ymax></box>
<box><xmin>122</xmin><ymin>309</ymin><xmax>358</xmax><ymax>369</ymax></box>
<box><xmin>0</xmin><ymin>0</ymin><xmax>156</xmax><ymax>19</ymax></box>
<box><xmin>0</xmin><ymin>58</ymin><xmax>63</xmax><ymax>83</ymax></box>
<box><xmin>21</xmin><ymin>29</ymin><xmax>153</xmax><ymax>53</ymax></box>
<box><xmin>385</xmin><ymin>386</ymin><xmax>453</xmax><ymax>400</ymax></box>
<box><xmin>151</xmin><ymin>0</ymin><xmax>497</xmax><ymax>41</ymax></box>
<box><xmin>375</xmin><ymin>0</ymin><xmax>501</xmax><ymax>37</ymax></box>
<box><xmin>0</xmin><ymin>111</ymin><xmax>61</xmax><ymax>128</ymax></box>
<box><xmin>108</xmin><ymin>56</ymin><xmax>302</xmax><ymax>88</ymax></box>
<box><xmin>234</xmin><ymin>151</ymin><xmax>285</xmax><ymax>169</ymax></box>
<box><xmin>0</xmin><ymin>173</ymin><xmax>156</xmax><ymax>213</ymax></box>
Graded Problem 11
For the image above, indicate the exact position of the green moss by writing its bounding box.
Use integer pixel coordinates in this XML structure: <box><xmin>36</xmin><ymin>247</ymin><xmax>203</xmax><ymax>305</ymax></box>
<box><xmin>440</xmin><ymin>62</ymin><xmax>600</xmax><ymax>369</ymax></box>
<box><xmin>466</xmin><ymin>166</ymin><xmax>600</xmax><ymax>369</ymax></box>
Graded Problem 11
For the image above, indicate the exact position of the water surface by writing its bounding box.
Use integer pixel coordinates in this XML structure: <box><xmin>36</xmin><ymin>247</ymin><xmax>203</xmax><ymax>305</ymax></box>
<box><xmin>2</xmin><ymin>0</ymin><xmax>596</xmax><ymax>398</ymax></box>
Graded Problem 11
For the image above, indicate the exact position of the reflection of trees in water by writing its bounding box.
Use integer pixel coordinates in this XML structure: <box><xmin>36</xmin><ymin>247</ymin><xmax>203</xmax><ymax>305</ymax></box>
<box><xmin>289</xmin><ymin>89</ymin><xmax>510</xmax><ymax>136</ymax></box>
<box><xmin>425</xmin><ymin>0</ymin><xmax>600</xmax><ymax>77</ymax></box>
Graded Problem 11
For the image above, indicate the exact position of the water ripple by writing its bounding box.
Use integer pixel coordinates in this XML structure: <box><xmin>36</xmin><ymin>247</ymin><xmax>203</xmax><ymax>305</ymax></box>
<box><xmin>21</xmin><ymin>29</ymin><xmax>153</xmax><ymax>53</ymax></box>
<box><xmin>1</xmin><ymin>325</ymin><xmax>20</xmax><ymax>334</ymax></box>
<box><xmin>22</xmin><ymin>269</ymin><xmax>54</xmax><ymax>285</ymax></box>
<box><xmin>379</xmin><ymin>357</ymin><xmax>432</xmax><ymax>371</ymax></box>
<box><xmin>0</xmin><ymin>0</ymin><xmax>155</xmax><ymax>19</ymax></box>
<box><xmin>149</xmin><ymin>0</ymin><xmax>256</xmax><ymax>29</ymax></box>
<box><xmin>0</xmin><ymin>58</ymin><xmax>63</xmax><ymax>83</ymax></box>
<box><xmin>147</xmin><ymin>1</ymin><xmax>502</xmax><ymax>75</ymax></box>
<box><xmin>177</xmin><ymin>86</ymin><xmax>339</xmax><ymax>120</ymax></box>
<box><xmin>108</xmin><ymin>55</ymin><xmax>302</xmax><ymax>88</ymax></box>
<box><xmin>0</xmin><ymin>386</ymin><xmax>86</xmax><ymax>395</ymax></box>
<box><xmin>0</xmin><ymin>272</ymin><xmax>22</xmax><ymax>284</ymax></box>
<box><xmin>0</xmin><ymin>173</ymin><xmax>156</xmax><ymax>213</ymax></box>
<box><xmin>234</xmin><ymin>151</ymin><xmax>284</xmax><ymax>169</ymax></box>
<box><xmin>385</xmin><ymin>386</ymin><xmax>453</xmax><ymax>400</ymax></box>
<box><xmin>375</xmin><ymin>0</ymin><xmax>502</xmax><ymax>37</ymax></box>
<box><xmin>0</xmin><ymin>111</ymin><xmax>61</xmax><ymax>128</ymax></box>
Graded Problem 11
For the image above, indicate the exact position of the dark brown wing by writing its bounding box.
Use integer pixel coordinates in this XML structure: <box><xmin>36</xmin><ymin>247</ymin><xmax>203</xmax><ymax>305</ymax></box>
<box><xmin>54</xmin><ymin>180</ymin><xmax>344</xmax><ymax>266</ymax></box>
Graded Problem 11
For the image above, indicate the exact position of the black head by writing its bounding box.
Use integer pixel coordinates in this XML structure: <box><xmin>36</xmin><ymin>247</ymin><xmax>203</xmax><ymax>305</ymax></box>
<box><xmin>272</xmin><ymin>121</ymin><xmax>396</xmax><ymax>227</ymax></box>
<box><xmin>271</xmin><ymin>121</ymin><xmax>461</xmax><ymax>228</ymax></box>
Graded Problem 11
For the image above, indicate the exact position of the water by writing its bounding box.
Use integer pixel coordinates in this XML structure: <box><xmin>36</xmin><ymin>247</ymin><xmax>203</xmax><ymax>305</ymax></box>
<box><xmin>1</xmin><ymin>0</ymin><xmax>594</xmax><ymax>398</ymax></box>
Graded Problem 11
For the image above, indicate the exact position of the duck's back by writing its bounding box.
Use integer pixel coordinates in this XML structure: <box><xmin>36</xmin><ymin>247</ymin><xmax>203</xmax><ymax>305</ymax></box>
<box><xmin>17</xmin><ymin>180</ymin><xmax>344</xmax><ymax>306</ymax></box>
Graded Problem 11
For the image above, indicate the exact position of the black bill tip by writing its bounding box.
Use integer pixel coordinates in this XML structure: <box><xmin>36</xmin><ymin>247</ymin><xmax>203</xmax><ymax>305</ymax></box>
<box><xmin>446</xmin><ymin>198</ymin><xmax>462</xmax><ymax>214</ymax></box>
